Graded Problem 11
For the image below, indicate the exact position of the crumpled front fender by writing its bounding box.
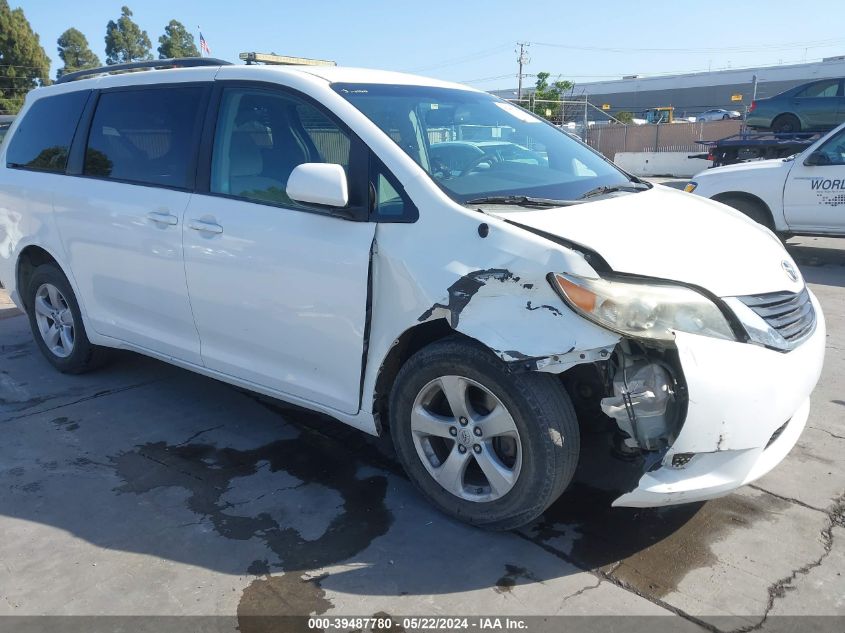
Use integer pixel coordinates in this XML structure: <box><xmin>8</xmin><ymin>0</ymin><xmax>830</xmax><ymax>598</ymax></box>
<box><xmin>417</xmin><ymin>266</ymin><xmax>618</xmax><ymax>369</ymax></box>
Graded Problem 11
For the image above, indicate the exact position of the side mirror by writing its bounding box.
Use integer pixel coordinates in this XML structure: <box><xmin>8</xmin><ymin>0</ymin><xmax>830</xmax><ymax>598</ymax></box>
<box><xmin>804</xmin><ymin>150</ymin><xmax>830</xmax><ymax>166</ymax></box>
<box><xmin>286</xmin><ymin>163</ymin><xmax>348</xmax><ymax>208</ymax></box>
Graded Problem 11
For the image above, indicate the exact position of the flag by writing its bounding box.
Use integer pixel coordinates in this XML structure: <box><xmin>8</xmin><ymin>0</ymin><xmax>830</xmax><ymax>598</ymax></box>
<box><xmin>199</xmin><ymin>32</ymin><xmax>211</xmax><ymax>56</ymax></box>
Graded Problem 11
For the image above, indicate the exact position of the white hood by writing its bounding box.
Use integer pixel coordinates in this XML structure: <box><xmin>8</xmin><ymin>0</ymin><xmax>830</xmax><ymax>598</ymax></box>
<box><xmin>492</xmin><ymin>185</ymin><xmax>804</xmax><ymax>297</ymax></box>
<box><xmin>694</xmin><ymin>157</ymin><xmax>792</xmax><ymax>179</ymax></box>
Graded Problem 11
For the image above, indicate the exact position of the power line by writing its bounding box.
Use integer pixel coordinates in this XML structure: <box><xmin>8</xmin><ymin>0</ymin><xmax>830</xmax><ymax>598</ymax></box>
<box><xmin>461</xmin><ymin>73</ymin><xmax>517</xmax><ymax>84</ymax></box>
<box><xmin>406</xmin><ymin>44</ymin><xmax>511</xmax><ymax>73</ymax></box>
<box><xmin>531</xmin><ymin>37</ymin><xmax>845</xmax><ymax>54</ymax></box>
<box><xmin>0</xmin><ymin>64</ymin><xmax>50</xmax><ymax>69</ymax></box>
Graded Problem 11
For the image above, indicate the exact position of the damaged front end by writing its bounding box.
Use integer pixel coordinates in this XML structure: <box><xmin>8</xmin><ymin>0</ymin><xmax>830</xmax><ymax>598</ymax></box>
<box><xmin>369</xmin><ymin>204</ymin><xmax>823</xmax><ymax>509</ymax></box>
<box><xmin>599</xmin><ymin>340</ymin><xmax>686</xmax><ymax>455</ymax></box>
<box><xmin>564</xmin><ymin>338</ymin><xmax>691</xmax><ymax>493</ymax></box>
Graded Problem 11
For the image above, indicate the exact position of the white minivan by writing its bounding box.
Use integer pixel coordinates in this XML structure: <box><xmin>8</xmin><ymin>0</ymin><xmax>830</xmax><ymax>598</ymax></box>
<box><xmin>0</xmin><ymin>59</ymin><xmax>826</xmax><ymax>529</ymax></box>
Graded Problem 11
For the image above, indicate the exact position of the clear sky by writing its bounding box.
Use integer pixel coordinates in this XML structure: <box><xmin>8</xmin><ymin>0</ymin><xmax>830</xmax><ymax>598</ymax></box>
<box><xmin>16</xmin><ymin>0</ymin><xmax>845</xmax><ymax>92</ymax></box>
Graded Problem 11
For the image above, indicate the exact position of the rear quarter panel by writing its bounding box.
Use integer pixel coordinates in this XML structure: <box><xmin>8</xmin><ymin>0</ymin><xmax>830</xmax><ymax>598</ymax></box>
<box><xmin>0</xmin><ymin>168</ymin><xmax>72</xmax><ymax>309</ymax></box>
<box><xmin>0</xmin><ymin>94</ymin><xmax>78</xmax><ymax>312</ymax></box>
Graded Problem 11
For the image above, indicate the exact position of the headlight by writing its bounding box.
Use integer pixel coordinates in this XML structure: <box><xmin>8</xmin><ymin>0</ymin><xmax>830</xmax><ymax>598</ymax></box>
<box><xmin>683</xmin><ymin>181</ymin><xmax>698</xmax><ymax>193</ymax></box>
<box><xmin>551</xmin><ymin>273</ymin><xmax>735</xmax><ymax>341</ymax></box>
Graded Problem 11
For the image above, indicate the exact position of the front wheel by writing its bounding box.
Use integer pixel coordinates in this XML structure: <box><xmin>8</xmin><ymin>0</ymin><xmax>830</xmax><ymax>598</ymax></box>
<box><xmin>389</xmin><ymin>337</ymin><xmax>580</xmax><ymax>530</ymax></box>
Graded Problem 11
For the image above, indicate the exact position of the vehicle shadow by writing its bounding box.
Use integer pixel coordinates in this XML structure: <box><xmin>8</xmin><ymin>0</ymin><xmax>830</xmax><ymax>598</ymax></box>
<box><xmin>0</xmin><ymin>315</ymin><xmax>703</xmax><ymax>606</ymax></box>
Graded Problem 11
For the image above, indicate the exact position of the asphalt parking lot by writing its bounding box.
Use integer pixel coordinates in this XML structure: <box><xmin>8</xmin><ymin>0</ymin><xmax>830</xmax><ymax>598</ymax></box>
<box><xmin>0</xmin><ymin>234</ymin><xmax>843</xmax><ymax>632</ymax></box>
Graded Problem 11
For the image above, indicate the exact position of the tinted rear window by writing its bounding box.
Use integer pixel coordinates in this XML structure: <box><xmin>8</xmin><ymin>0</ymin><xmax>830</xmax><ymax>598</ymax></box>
<box><xmin>6</xmin><ymin>91</ymin><xmax>90</xmax><ymax>173</ymax></box>
<box><xmin>84</xmin><ymin>86</ymin><xmax>207</xmax><ymax>189</ymax></box>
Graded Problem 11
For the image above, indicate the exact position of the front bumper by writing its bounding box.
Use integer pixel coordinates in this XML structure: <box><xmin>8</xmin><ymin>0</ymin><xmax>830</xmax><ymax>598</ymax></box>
<box><xmin>613</xmin><ymin>291</ymin><xmax>826</xmax><ymax>508</ymax></box>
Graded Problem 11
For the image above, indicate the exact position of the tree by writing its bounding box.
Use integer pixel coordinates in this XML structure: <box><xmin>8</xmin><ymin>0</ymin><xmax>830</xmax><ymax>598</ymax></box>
<box><xmin>0</xmin><ymin>1</ymin><xmax>50</xmax><ymax>114</ymax></box>
<box><xmin>57</xmin><ymin>28</ymin><xmax>100</xmax><ymax>79</ymax></box>
<box><xmin>104</xmin><ymin>6</ymin><xmax>152</xmax><ymax>65</ymax></box>
<box><xmin>531</xmin><ymin>72</ymin><xmax>574</xmax><ymax>123</ymax></box>
<box><xmin>615</xmin><ymin>111</ymin><xmax>635</xmax><ymax>125</ymax></box>
<box><xmin>157</xmin><ymin>20</ymin><xmax>199</xmax><ymax>59</ymax></box>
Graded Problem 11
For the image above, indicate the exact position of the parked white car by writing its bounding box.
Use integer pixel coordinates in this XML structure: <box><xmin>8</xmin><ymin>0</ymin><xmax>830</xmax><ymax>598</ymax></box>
<box><xmin>696</xmin><ymin>108</ymin><xmax>742</xmax><ymax>122</ymax></box>
<box><xmin>686</xmin><ymin>121</ymin><xmax>845</xmax><ymax>236</ymax></box>
<box><xmin>0</xmin><ymin>59</ymin><xmax>825</xmax><ymax>529</ymax></box>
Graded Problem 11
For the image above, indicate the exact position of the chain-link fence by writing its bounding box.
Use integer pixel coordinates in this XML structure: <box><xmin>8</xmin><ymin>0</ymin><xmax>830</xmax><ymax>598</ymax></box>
<box><xmin>506</xmin><ymin>95</ymin><xmax>611</xmax><ymax>128</ymax></box>
<box><xmin>504</xmin><ymin>97</ymin><xmax>743</xmax><ymax>161</ymax></box>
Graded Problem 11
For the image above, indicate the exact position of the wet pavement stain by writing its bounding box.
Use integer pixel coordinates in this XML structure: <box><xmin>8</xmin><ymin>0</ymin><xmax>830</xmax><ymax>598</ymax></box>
<box><xmin>110</xmin><ymin>426</ymin><xmax>393</xmax><ymax>625</ymax></box>
<box><xmin>528</xmin><ymin>483</ymin><xmax>790</xmax><ymax>599</ymax></box>
<box><xmin>494</xmin><ymin>564</ymin><xmax>539</xmax><ymax>593</ymax></box>
<box><xmin>238</xmin><ymin>572</ymin><xmax>331</xmax><ymax>633</ymax></box>
<box><xmin>51</xmin><ymin>416</ymin><xmax>79</xmax><ymax>431</ymax></box>
<box><xmin>0</xmin><ymin>341</ymin><xmax>30</xmax><ymax>355</ymax></box>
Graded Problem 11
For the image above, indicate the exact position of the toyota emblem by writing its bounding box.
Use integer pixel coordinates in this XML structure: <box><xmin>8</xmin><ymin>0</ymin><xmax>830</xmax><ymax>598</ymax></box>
<box><xmin>782</xmin><ymin>260</ymin><xmax>799</xmax><ymax>282</ymax></box>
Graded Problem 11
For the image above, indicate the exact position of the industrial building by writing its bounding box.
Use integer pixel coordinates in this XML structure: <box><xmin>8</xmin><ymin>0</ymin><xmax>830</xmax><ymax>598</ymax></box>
<box><xmin>490</xmin><ymin>56</ymin><xmax>845</xmax><ymax>120</ymax></box>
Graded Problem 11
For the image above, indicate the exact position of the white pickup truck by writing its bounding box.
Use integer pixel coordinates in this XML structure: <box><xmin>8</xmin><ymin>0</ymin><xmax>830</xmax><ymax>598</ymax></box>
<box><xmin>686</xmin><ymin>122</ymin><xmax>845</xmax><ymax>237</ymax></box>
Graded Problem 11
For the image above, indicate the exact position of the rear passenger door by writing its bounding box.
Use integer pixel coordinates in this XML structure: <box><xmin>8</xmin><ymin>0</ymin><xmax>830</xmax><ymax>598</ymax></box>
<box><xmin>182</xmin><ymin>84</ymin><xmax>375</xmax><ymax>414</ymax></box>
<box><xmin>54</xmin><ymin>84</ymin><xmax>209</xmax><ymax>364</ymax></box>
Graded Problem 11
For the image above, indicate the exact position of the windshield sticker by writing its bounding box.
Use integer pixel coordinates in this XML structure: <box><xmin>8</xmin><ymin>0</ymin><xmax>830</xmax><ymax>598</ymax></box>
<box><xmin>494</xmin><ymin>101</ymin><xmax>540</xmax><ymax>123</ymax></box>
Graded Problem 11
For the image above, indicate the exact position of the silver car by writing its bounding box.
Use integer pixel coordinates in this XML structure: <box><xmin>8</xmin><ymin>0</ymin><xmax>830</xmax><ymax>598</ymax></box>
<box><xmin>697</xmin><ymin>108</ymin><xmax>741</xmax><ymax>122</ymax></box>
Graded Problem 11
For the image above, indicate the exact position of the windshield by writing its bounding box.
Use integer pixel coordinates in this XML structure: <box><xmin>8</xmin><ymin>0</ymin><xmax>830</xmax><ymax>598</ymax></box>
<box><xmin>332</xmin><ymin>83</ymin><xmax>633</xmax><ymax>204</ymax></box>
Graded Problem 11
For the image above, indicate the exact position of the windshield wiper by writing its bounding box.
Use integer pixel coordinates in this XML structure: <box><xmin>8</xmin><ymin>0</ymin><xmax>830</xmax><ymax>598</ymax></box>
<box><xmin>578</xmin><ymin>182</ymin><xmax>651</xmax><ymax>200</ymax></box>
<box><xmin>465</xmin><ymin>195</ymin><xmax>580</xmax><ymax>208</ymax></box>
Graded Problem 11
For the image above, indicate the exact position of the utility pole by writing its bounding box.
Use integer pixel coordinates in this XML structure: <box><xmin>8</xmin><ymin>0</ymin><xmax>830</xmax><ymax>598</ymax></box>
<box><xmin>516</xmin><ymin>42</ymin><xmax>530</xmax><ymax>102</ymax></box>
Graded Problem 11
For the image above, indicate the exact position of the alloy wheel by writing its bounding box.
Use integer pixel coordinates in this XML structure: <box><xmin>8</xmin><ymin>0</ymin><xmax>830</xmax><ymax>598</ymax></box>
<box><xmin>33</xmin><ymin>283</ymin><xmax>75</xmax><ymax>358</ymax></box>
<box><xmin>410</xmin><ymin>375</ymin><xmax>522</xmax><ymax>502</ymax></box>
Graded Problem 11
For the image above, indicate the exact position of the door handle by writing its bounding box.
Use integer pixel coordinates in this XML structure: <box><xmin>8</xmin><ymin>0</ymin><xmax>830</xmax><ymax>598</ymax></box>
<box><xmin>188</xmin><ymin>219</ymin><xmax>223</xmax><ymax>234</ymax></box>
<box><xmin>147</xmin><ymin>211</ymin><xmax>178</xmax><ymax>226</ymax></box>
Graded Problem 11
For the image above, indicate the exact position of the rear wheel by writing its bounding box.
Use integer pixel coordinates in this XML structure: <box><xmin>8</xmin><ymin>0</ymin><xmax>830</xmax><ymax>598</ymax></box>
<box><xmin>25</xmin><ymin>264</ymin><xmax>106</xmax><ymax>373</ymax></box>
<box><xmin>389</xmin><ymin>337</ymin><xmax>579</xmax><ymax>530</ymax></box>
<box><xmin>715</xmin><ymin>195</ymin><xmax>775</xmax><ymax>231</ymax></box>
<box><xmin>772</xmin><ymin>114</ymin><xmax>801</xmax><ymax>133</ymax></box>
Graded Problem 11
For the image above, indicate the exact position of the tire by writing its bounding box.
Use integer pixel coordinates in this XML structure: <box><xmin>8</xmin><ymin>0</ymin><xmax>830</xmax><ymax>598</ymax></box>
<box><xmin>771</xmin><ymin>114</ymin><xmax>801</xmax><ymax>133</ymax></box>
<box><xmin>25</xmin><ymin>263</ymin><xmax>107</xmax><ymax>374</ymax></box>
<box><xmin>721</xmin><ymin>114</ymin><xmax>730</xmax><ymax>120</ymax></box>
<box><xmin>389</xmin><ymin>337</ymin><xmax>579</xmax><ymax>530</ymax></box>
<box><xmin>716</xmin><ymin>195</ymin><xmax>775</xmax><ymax>231</ymax></box>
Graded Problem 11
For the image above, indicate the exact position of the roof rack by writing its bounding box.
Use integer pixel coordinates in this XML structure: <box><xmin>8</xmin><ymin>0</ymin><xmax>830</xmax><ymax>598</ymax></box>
<box><xmin>239</xmin><ymin>52</ymin><xmax>336</xmax><ymax>67</ymax></box>
<box><xmin>56</xmin><ymin>57</ymin><xmax>231</xmax><ymax>84</ymax></box>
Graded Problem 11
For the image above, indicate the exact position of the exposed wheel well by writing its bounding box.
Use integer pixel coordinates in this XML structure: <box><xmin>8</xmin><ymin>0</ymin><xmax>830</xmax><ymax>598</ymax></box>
<box><xmin>16</xmin><ymin>246</ymin><xmax>61</xmax><ymax>310</ymax></box>
<box><xmin>373</xmin><ymin>319</ymin><xmax>465</xmax><ymax>434</ymax></box>
<box><xmin>712</xmin><ymin>192</ymin><xmax>776</xmax><ymax>230</ymax></box>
